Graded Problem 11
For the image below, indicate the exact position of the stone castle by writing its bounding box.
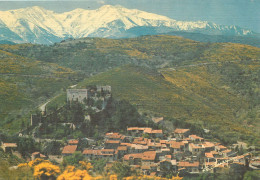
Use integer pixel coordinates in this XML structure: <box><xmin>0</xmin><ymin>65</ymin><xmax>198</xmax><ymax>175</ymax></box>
<box><xmin>67</xmin><ymin>86</ymin><xmax>111</xmax><ymax>103</ymax></box>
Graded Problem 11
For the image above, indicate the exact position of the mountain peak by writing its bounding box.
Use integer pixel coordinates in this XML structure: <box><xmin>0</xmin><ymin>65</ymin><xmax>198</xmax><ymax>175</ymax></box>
<box><xmin>0</xmin><ymin>5</ymin><xmax>254</xmax><ymax>44</ymax></box>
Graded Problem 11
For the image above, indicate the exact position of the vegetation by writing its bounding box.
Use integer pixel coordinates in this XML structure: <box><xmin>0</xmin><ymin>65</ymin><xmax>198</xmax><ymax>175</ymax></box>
<box><xmin>76</xmin><ymin>63</ymin><xmax>260</xmax><ymax>146</ymax></box>
<box><xmin>0</xmin><ymin>35</ymin><xmax>259</xmax><ymax>145</ymax></box>
<box><xmin>0</xmin><ymin>48</ymin><xmax>78</xmax><ymax>134</ymax></box>
<box><xmin>33</xmin><ymin>98</ymin><xmax>147</xmax><ymax>139</ymax></box>
<box><xmin>1</xmin><ymin>35</ymin><xmax>259</xmax><ymax>74</ymax></box>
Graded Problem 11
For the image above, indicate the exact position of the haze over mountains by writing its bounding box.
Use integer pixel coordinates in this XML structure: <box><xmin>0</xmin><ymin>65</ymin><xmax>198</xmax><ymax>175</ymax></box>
<box><xmin>0</xmin><ymin>5</ymin><xmax>257</xmax><ymax>44</ymax></box>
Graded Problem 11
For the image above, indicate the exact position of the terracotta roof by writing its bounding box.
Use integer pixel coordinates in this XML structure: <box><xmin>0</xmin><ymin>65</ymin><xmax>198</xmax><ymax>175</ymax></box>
<box><xmin>105</xmin><ymin>140</ymin><xmax>120</xmax><ymax>144</ymax></box>
<box><xmin>105</xmin><ymin>132</ymin><xmax>123</xmax><ymax>139</ymax></box>
<box><xmin>131</xmin><ymin>144</ymin><xmax>148</xmax><ymax>150</ymax></box>
<box><xmin>201</xmin><ymin>142</ymin><xmax>215</xmax><ymax>148</ymax></box>
<box><xmin>2</xmin><ymin>143</ymin><xmax>17</xmax><ymax>148</ymax></box>
<box><xmin>83</xmin><ymin>149</ymin><xmax>102</xmax><ymax>155</ymax></box>
<box><xmin>189</xmin><ymin>135</ymin><xmax>204</xmax><ymax>140</ymax></box>
<box><xmin>174</xmin><ymin>129</ymin><xmax>190</xmax><ymax>134</ymax></box>
<box><xmin>142</xmin><ymin>151</ymin><xmax>156</xmax><ymax>161</ymax></box>
<box><xmin>152</xmin><ymin>117</ymin><xmax>164</xmax><ymax>123</ymax></box>
<box><xmin>171</xmin><ymin>141</ymin><xmax>184</xmax><ymax>149</ymax></box>
<box><xmin>151</xmin><ymin>130</ymin><xmax>163</xmax><ymax>134</ymax></box>
<box><xmin>178</xmin><ymin>161</ymin><xmax>199</xmax><ymax>167</ymax></box>
<box><xmin>40</xmin><ymin>154</ymin><xmax>46</xmax><ymax>158</ymax></box>
<box><xmin>62</xmin><ymin>145</ymin><xmax>77</xmax><ymax>154</ymax></box>
<box><xmin>150</xmin><ymin>172</ymin><xmax>157</xmax><ymax>176</ymax></box>
<box><xmin>218</xmin><ymin>145</ymin><xmax>227</xmax><ymax>149</ymax></box>
<box><xmin>160</xmin><ymin>140</ymin><xmax>168</xmax><ymax>144</ymax></box>
<box><xmin>189</xmin><ymin>143</ymin><xmax>202</xmax><ymax>149</ymax></box>
<box><xmin>205</xmin><ymin>153</ymin><xmax>214</xmax><ymax>158</ymax></box>
<box><xmin>127</xmin><ymin>127</ymin><xmax>144</xmax><ymax>131</ymax></box>
<box><xmin>141</xmin><ymin>165</ymin><xmax>151</xmax><ymax>170</ymax></box>
<box><xmin>117</xmin><ymin>146</ymin><xmax>128</xmax><ymax>151</ymax></box>
<box><xmin>68</xmin><ymin>140</ymin><xmax>79</xmax><ymax>144</ymax></box>
<box><xmin>222</xmin><ymin>149</ymin><xmax>232</xmax><ymax>153</ymax></box>
<box><xmin>32</xmin><ymin>152</ymin><xmax>40</xmax><ymax>155</ymax></box>
<box><xmin>143</xmin><ymin>128</ymin><xmax>152</xmax><ymax>133</ymax></box>
<box><xmin>165</xmin><ymin>155</ymin><xmax>172</xmax><ymax>159</ymax></box>
<box><xmin>123</xmin><ymin>153</ymin><xmax>143</xmax><ymax>160</ymax></box>
<box><xmin>101</xmin><ymin>149</ymin><xmax>115</xmax><ymax>153</ymax></box>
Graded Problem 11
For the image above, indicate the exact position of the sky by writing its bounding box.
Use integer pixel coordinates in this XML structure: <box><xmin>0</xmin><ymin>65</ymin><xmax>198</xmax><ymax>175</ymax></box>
<box><xmin>0</xmin><ymin>0</ymin><xmax>259</xmax><ymax>33</ymax></box>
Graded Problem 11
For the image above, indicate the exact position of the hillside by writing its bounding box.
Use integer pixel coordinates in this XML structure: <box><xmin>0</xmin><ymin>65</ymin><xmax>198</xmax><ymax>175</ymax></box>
<box><xmin>0</xmin><ymin>35</ymin><xmax>259</xmax><ymax>143</ymax></box>
<box><xmin>0</xmin><ymin>48</ymin><xmax>77</xmax><ymax>133</ymax></box>
<box><xmin>75</xmin><ymin>63</ymin><xmax>259</xmax><ymax>146</ymax></box>
<box><xmin>0</xmin><ymin>35</ymin><xmax>259</xmax><ymax>75</ymax></box>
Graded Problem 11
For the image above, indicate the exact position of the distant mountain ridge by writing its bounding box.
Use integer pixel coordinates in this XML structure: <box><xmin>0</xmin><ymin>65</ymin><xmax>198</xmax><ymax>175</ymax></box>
<box><xmin>0</xmin><ymin>5</ymin><xmax>257</xmax><ymax>44</ymax></box>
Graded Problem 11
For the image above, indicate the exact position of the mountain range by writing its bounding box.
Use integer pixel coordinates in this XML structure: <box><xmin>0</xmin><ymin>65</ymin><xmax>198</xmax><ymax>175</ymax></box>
<box><xmin>0</xmin><ymin>5</ymin><xmax>257</xmax><ymax>44</ymax></box>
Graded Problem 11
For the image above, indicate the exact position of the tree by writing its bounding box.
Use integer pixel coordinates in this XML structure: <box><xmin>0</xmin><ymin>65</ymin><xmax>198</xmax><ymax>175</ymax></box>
<box><xmin>62</xmin><ymin>152</ymin><xmax>85</xmax><ymax>167</ymax></box>
<box><xmin>111</xmin><ymin>162</ymin><xmax>132</xmax><ymax>179</ymax></box>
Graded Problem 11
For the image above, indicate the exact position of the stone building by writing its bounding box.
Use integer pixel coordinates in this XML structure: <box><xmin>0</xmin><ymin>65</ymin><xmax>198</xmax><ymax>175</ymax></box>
<box><xmin>67</xmin><ymin>89</ymin><xmax>89</xmax><ymax>103</ymax></box>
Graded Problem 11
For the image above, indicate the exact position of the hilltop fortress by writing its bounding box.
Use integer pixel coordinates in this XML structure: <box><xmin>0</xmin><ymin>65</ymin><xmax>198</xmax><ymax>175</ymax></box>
<box><xmin>67</xmin><ymin>85</ymin><xmax>111</xmax><ymax>103</ymax></box>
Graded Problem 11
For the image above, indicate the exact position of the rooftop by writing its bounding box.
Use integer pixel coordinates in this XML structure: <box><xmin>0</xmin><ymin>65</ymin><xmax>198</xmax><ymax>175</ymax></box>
<box><xmin>174</xmin><ymin>129</ymin><xmax>190</xmax><ymax>134</ymax></box>
<box><xmin>62</xmin><ymin>145</ymin><xmax>77</xmax><ymax>154</ymax></box>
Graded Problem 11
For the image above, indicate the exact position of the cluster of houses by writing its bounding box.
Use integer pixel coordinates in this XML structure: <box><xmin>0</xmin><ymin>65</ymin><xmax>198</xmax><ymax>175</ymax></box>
<box><xmin>60</xmin><ymin>127</ymin><xmax>257</xmax><ymax>176</ymax></box>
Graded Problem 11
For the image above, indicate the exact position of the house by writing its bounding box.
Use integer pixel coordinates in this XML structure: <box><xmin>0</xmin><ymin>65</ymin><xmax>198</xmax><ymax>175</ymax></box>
<box><xmin>189</xmin><ymin>135</ymin><xmax>204</xmax><ymax>142</ymax></box>
<box><xmin>150</xmin><ymin>130</ymin><xmax>163</xmax><ymax>138</ymax></box>
<box><xmin>130</xmin><ymin>144</ymin><xmax>149</xmax><ymax>153</ymax></box>
<box><xmin>83</xmin><ymin>149</ymin><xmax>102</xmax><ymax>160</ymax></box>
<box><xmin>200</xmin><ymin>142</ymin><xmax>215</xmax><ymax>152</ymax></box>
<box><xmin>1</xmin><ymin>143</ymin><xmax>17</xmax><ymax>153</ymax></box>
<box><xmin>83</xmin><ymin>149</ymin><xmax>115</xmax><ymax>161</ymax></box>
<box><xmin>188</xmin><ymin>143</ymin><xmax>204</xmax><ymax>155</ymax></box>
<box><xmin>215</xmin><ymin>144</ymin><xmax>227</xmax><ymax>152</ymax></box>
<box><xmin>178</xmin><ymin>161</ymin><xmax>200</xmax><ymax>173</ymax></box>
<box><xmin>116</xmin><ymin>146</ymin><xmax>128</xmax><ymax>159</ymax></box>
<box><xmin>170</xmin><ymin>141</ymin><xmax>185</xmax><ymax>153</ymax></box>
<box><xmin>123</xmin><ymin>153</ymin><xmax>143</xmax><ymax>165</ymax></box>
<box><xmin>174</xmin><ymin>129</ymin><xmax>190</xmax><ymax>139</ymax></box>
<box><xmin>105</xmin><ymin>132</ymin><xmax>125</xmax><ymax>142</ymax></box>
<box><xmin>62</xmin><ymin>145</ymin><xmax>77</xmax><ymax>156</ymax></box>
<box><xmin>142</xmin><ymin>151</ymin><xmax>157</xmax><ymax>165</ymax></box>
<box><xmin>221</xmin><ymin>149</ymin><xmax>236</xmax><ymax>157</ymax></box>
<box><xmin>141</xmin><ymin>165</ymin><xmax>152</xmax><ymax>175</ymax></box>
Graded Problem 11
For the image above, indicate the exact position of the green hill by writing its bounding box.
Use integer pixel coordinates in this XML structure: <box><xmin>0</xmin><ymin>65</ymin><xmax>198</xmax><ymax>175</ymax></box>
<box><xmin>1</xmin><ymin>35</ymin><xmax>259</xmax><ymax>74</ymax></box>
<box><xmin>0</xmin><ymin>35</ymin><xmax>259</xmax><ymax>144</ymax></box>
<box><xmin>0</xmin><ymin>48</ymin><xmax>77</xmax><ymax>133</ymax></box>
<box><xmin>76</xmin><ymin>62</ymin><xmax>259</xmax><ymax>146</ymax></box>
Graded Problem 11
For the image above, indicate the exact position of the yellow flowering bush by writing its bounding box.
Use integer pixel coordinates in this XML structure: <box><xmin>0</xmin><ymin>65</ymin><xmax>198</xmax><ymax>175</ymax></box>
<box><xmin>28</xmin><ymin>158</ymin><xmax>51</xmax><ymax>168</ymax></box>
<box><xmin>57</xmin><ymin>165</ymin><xmax>94</xmax><ymax>180</ymax></box>
<box><xmin>110</xmin><ymin>174</ymin><xmax>118</xmax><ymax>180</ymax></box>
<box><xmin>79</xmin><ymin>161</ymin><xmax>93</xmax><ymax>171</ymax></box>
<box><xmin>33</xmin><ymin>162</ymin><xmax>60</xmax><ymax>180</ymax></box>
<box><xmin>17</xmin><ymin>163</ymin><xmax>28</xmax><ymax>168</ymax></box>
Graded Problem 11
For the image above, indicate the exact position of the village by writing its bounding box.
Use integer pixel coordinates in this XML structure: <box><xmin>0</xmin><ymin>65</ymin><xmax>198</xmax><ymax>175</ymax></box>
<box><xmin>1</xmin><ymin>86</ymin><xmax>259</xmax><ymax>178</ymax></box>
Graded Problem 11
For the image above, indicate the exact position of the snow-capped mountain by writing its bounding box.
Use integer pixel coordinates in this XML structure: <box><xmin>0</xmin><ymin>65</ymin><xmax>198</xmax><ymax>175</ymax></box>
<box><xmin>0</xmin><ymin>5</ymin><xmax>255</xmax><ymax>44</ymax></box>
